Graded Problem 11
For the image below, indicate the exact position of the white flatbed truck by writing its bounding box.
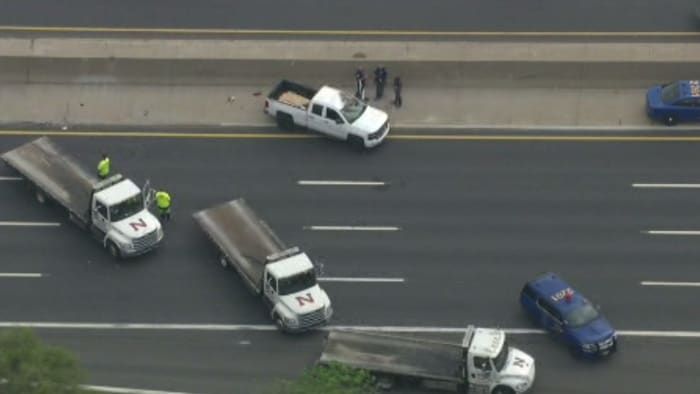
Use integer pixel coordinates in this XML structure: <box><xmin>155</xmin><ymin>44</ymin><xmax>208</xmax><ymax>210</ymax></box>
<box><xmin>193</xmin><ymin>198</ymin><xmax>332</xmax><ymax>332</ymax></box>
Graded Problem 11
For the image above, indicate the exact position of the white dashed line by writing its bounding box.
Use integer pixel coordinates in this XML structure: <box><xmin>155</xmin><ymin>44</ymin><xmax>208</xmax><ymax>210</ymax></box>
<box><xmin>641</xmin><ymin>281</ymin><xmax>700</xmax><ymax>287</ymax></box>
<box><xmin>632</xmin><ymin>183</ymin><xmax>700</xmax><ymax>189</ymax></box>
<box><xmin>305</xmin><ymin>226</ymin><xmax>400</xmax><ymax>231</ymax></box>
<box><xmin>318</xmin><ymin>277</ymin><xmax>405</xmax><ymax>283</ymax></box>
<box><xmin>84</xmin><ymin>384</ymin><xmax>194</xmax><ymax>394</ymax></box>
<box><xmin>298</xmin><ymin>180</ymin><xmax>386</xmax><ymax>186</ymax></box>
<box><xmin>644</xmin><ymin>230</ymin><xmax>700</xmax><ymax>236</ymax></box>
<box><xmin>0</xmin><ymin>221</ymin><xmax>61</xmax><ymax>227</ymax></box>
<box><xmin>0</xmin><ymin>273</ymin><xmax>43</xmax><ymax>278</ymax></box>
<box><xmin>0</xmin><ymin>176</ymin><xmax>22</xmax><ymax>181</ymax></box>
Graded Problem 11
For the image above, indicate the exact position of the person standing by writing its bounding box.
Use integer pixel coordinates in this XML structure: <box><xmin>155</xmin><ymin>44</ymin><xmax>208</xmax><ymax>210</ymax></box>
<box><xmin>355</xmin><ymin>68</ymin><xmax>366</xmax><ymax>101</ymax></box>
<box><xmin>155</xmin><ymin>189</ymin><xmax>172</xmax><ymax>222</ymax></box>
<box><xmin>393</xmin><ymin>76</ymin><xmax>403</xmax><ymax>108</ymax></box>
<box><xmin>97</xmin><ymin>153</ymin><xmax>110</xmax><ymax>179</ymax></box>
<box><xmin>373</xmin><ymin>66</ymin><xmax>386</xmax><ymax>100</ymax></box>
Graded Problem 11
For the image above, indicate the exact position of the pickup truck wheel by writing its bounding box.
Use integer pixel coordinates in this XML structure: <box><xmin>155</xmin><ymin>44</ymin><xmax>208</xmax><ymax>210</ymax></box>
<box><xmin>664</xmin><ymin>115</ymin><xmax>677</xmax><ymax>126</ymax></box>
<box><xmin>107</xmin><ymin>241</ymin><xmax>122</xmax><ymax>259</ymax></box>
<box><xmin>347</xmin><ymin>134</ymin><xmax>366</xmax><ymax>150</ymax></box>
<box><xmin>276</xmin><ymin>112</ymin><xmax>294</xmax><ymax>131</ymax></box>
<box><xmin>492</xmin><ymin>386</ymin><xmax>515</xmax><ymax>394</ymax></box>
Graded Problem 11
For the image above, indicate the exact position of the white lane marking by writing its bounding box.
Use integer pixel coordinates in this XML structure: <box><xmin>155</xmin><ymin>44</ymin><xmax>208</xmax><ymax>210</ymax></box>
<box><xmin>0</xmin><ymin>176</ymin><xmax>22</xmax><ymax>181</ymax></box>
<box><xmin>298</xmin><ymin>180</ymin><xmax>387</xmax><ymax>186</ymax></box>
<box><xmin>319</xmin><ymin>277</ymin><xmax>405</xmax><ymax>283</ymax></box>
<box><xmin>0</xmin><ymin>221</ymin><xmax>61</xmax><ymax>227</ymax></box>
<box><xmin>83</xmin><ymin>384</ymin><xmax>194</xmax><ymax>394</ymax></box>
<box><xmin>0</xmin><ymin>322</ymin><xmax>699</xmax><ymax>338</ymax></box>
<box><xmin>0</xmin><ymin>273</ymin><xmax>42</xmax><ymax>278</ymax></box>
<box><xmin>305</xmin><ymin>226</ymin><xmax>400</xmax><ymax>231</ymax></box>
<box><xmin>641</xmin><ymin>281</ymin><xmax>700</xmax><ymax>287</ymax></box>
<box><xmin>633</xmin><ymin>183</ymin><xmax>700</xmax><ymax>189</ymax></box>
<box><xmin>644</xmin><ymin>230</ymin><xmax>700</xmax><ymax>235</ymax></box>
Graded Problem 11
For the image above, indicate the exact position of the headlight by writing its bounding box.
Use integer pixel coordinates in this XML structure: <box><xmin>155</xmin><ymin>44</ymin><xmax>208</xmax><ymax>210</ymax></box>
<box><xmin>581</xmin><ymin>343</ymin><xmax>597</xmax><ymax>352</ymax></box>
<box><xmin>285</xmin><ymin>316</ymin><xmax>298</xmax><ymax>326</ymax></box>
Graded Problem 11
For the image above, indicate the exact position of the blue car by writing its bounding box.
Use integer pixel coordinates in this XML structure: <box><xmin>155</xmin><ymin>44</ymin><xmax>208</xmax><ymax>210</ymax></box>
<box><xmin>520</xmin><ymin>273</ymin><xmax>617</xmax><ymax>358</ymax></box>
<box><xmin>646</xmin><ymin>80</ymin><xmax>700</xmax><ymax>125</ymax></box>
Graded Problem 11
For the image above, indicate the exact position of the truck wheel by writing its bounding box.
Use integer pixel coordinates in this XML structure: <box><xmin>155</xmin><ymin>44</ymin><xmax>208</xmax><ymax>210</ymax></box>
<box><xmin>492</xmin><ymin>386</ymin><xmax>515</xmax><ymax>394</ymax></box>
<box><xmin>107</xmin><ymin>241</ymin><xmax>122</xmax><ymax>259</ymax></box>
<box><xmin>218</xmin><ymin>254</ymin><xmax>229</xmax><ymax>268</ymax></box>
<box><xmin>664</xmin><ymin>115</ymin><xmax>676</xmax><ymax>126</ymax></box>
<box><xmin>347</xmin><ymin>134</ymin><xmax>366</xmax><ymax>150</ymax></box>
<box><xmin>276</xmin><ymin>112</ymin><xmax>294</xmax><ymax>131</ymax></box>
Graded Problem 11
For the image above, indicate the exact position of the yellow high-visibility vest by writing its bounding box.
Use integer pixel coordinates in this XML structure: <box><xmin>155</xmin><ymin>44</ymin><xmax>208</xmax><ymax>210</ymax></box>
<box><xmin>97</xmin><ymin>157</ymin><xmax>110</xmax><ymax>177</ymax></box>
<box><xmin>155</xmin><ymin>191</ymin><xmax>171</xmax><ymax>209</ymax></box>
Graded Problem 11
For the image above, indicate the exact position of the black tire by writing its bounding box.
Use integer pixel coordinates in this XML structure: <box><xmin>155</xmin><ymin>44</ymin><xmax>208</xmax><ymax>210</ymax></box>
<box><xmin>276</xmin><ymin>112</ymin><xmax>294</xmax><ymax>131</ymax></box>
<box><xmin>664</xmin><ymin>115</ymin><xmax>677</xmax><ymax>126</ymax></box>
<box><xmin>347</xmin><ymin>134</ymin><xmax>366</xmax><ymax>150</ymax></box>
<box><xmin>107</xmin><ymin>241</ymin><xmax>122</xmax><ymax>259</ymax></box>
<box><xmin>492</xmin><ymin>386</ymin><xmax>515</xmax><ymax>394</ymax></box>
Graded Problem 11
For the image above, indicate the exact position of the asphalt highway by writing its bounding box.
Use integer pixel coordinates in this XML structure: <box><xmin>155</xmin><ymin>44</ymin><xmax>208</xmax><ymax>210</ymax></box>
<box><xmin>1</xmin><ymin>131</ymin><xmax>700</xmax><ymax>393</ymax></box>
<box><xmin>0</xmin><ymin>0</ymin><xmax>699</xmax><ymax>33</ymax></box>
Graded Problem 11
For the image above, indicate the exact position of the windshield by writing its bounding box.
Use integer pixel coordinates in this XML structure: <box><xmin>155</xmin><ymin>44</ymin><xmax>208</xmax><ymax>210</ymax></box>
<box><xmin>109</xmin><ymin>193</ymin><xmax>145</xmax><ymax>222</ymax></box>
<box><xmin>339</xmin><ymin>91</ymin><xmax>367</xmax><ymax>123</ymax></box>
<box><xmin>661</xmin><ymin>82</ymin><xmax>681</xmax><ymax>105</ymax></box>
<box><xmin>278</xmin><ymin>269</ymin><xmax>317</xmax><ymax>296</ymax></box>
<box><xmin>492</xmin><ymin>338</ymin><xmax>509</xmax><ymax>371</ymax></box>
<box><xmin>565</xmin><ymin>303</ymin><xmax>600</xmax><ymax>328</ymax></box>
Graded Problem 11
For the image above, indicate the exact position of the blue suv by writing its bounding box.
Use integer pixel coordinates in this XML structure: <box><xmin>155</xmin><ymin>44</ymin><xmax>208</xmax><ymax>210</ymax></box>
<box><xmin>520</xmin><ymin>273</ymin><xmax>617</xmax><ymax>358</ymax></box>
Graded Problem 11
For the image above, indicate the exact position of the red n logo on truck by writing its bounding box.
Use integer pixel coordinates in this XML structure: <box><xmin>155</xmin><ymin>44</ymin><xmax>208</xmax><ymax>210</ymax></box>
<box><xmin>129</xmin><ymin>218</ymin><xmax>147</xmax><ymax>232</ymax></box>
<box><xmin>296</xmin><ymin>293</ymin><xmax>314</xmax><ymax>306</ymax></box>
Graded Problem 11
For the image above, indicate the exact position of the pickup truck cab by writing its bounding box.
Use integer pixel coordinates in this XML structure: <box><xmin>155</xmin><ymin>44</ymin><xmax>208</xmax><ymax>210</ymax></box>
<box><xmin>520</xmin><ymin>273</ymin><xmax>617</xmax><ymax>358</ymax></box>
<box><xmin>265</xmin><ymin>80</ymin><xmax>390</xmax><ymax>148</ymax></box>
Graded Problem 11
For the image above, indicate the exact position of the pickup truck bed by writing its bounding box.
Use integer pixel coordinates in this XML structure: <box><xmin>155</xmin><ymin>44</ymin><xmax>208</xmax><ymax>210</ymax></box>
<box><xmin>1</xmin><ymin>137</ymin><xmax>97</xmax><ymax>223</ymax></box>
<box><xmin>268</xmin><ymin>80</ymin><xmax>317</xmax><ymax>110</ymax></box>
<box><xmin>320</xmin><ymin>330</ymin><xmax>465</xmax><ymax>383</ymax></box>
<box><xmin>193</xmin><ymin>199</ymin><xmax>287</xmax><ymax>294</ymax></box>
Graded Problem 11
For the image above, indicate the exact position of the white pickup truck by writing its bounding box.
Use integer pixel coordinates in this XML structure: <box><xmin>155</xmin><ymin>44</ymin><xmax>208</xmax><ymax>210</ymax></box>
<box><xmin>2</xmin><ymin>137</ymin><xmax>163</xmax><ymax>258</ymax></box>
<box><xmin>265</xmin><ymin>80</ymin><xmax>390</xmax><ymax>148</ymax></box>
<box><xmin>193</xmin><ymin>198</ymin><xmax>333</xmax><ymax>332</ymax></box>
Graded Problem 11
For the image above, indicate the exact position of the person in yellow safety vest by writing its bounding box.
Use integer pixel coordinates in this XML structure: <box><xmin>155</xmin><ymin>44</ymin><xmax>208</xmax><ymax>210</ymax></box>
<box><xmin>155</xmin><ymin>190</ymin><xmax>172</xmax><ymax>222</ymax></box>
<box><xmin>97</xmin><ymin>153</ymin><xmax>110</xmax><ymax>179</ymax></box>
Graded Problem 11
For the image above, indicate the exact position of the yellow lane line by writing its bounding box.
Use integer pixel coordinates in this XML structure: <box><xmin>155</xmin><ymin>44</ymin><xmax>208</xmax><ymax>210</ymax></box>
<box><xmin>1</xmin><ymin>129</ymin><xmax>700</xmax><ymax>142</ymax></box>
<box><xmin>0</xmin><ymin>25</ymin><xmax>698</xmax><ymax>37</ymax></box>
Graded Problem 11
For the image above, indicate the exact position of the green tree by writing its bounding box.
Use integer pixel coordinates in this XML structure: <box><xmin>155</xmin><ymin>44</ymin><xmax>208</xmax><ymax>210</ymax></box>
<box><xmin>270</xmin><ymin>362</ymin><xmax>377</xmax><ymax>394</ymax></box>
<box><xmin>0</xmin><ymin>328</ymin><xmax>85</xmax><ymax>394</ymax></box>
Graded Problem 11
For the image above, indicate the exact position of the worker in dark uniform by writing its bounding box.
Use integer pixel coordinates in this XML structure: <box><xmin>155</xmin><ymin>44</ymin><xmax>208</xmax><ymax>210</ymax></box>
<box><xmin>393</xmin><ymin>76</ymin><xmax>403</xmax><ymax>108</ymax></box>
<box><xmin>374</xmin><ymin>66</ymin><xmax>388</xmax><ymax>100</ymax></box>
<box><xmin>355</xmin><ymin>68</ymin><xmax>367</xmax><ymax>101</ymax></box>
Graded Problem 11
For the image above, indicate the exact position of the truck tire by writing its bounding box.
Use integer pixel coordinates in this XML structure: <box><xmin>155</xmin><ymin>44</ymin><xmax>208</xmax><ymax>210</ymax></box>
<box><xmin>107</xmin><ymin>241</ymin><xmax>122</xmax><ymax>259</ymax></box>
<box><xmin>664</xmin><ymin>115</ymin><xmax>677</xmax><ymax>126</ymax></box>
<box><xmin>276</xmin><ymin>112</ymin><xmax>295</xmax><ymax>131</ymax></box>
<box><xmin>218</xmin><ymin>254</ymin><xmax>229</xmax><ymax>268</ymax></box>
<box><xmin>347</xmin><ymin>134</ymin><xmax>366</xmax><ymax>150</ymax></box>
<box><xmin>492</xmin><ymin>386</ymin><xmax>515</xmax><ymax>394</ymax></box>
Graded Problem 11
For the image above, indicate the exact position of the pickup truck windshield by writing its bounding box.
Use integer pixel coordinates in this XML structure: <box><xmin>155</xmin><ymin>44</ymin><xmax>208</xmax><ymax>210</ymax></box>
<box><xmin>110</xmin><ymin>193</ymin><xmax>145</xmax><ymax>222</ymax></box>
<box><xmin>492</xmin><ymin>339</ymin><xmax>509</xmax><ymax>371</ymax></box>
<box><xmin>278</xmin><ymin>269</ymin><xmax>317</xmax><ymax>295</ymax></box>
<box><xmin>565</xmin><ymin>303</ymin><xmax>600</xmax><ymax>328</ymax></box>
<box><xmin>339</xmin><ymin>91</ymin><xmax>367</xmax><ymax>123</ymax></box>
<box><xmin>661</xmin><ymin>82</ymin><xmax>681</xmax><ymax>105</ymax></box>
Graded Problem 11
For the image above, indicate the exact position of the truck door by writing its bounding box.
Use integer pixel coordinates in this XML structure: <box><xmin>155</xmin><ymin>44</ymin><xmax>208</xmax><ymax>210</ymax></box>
<box><xmin>92</xmin><ymin>200</ymin><xmax>110</xmax><ymax>235</ymax></box>
<box><xmin>307</xmin><ymin>104</ymin><xmax>327</xmax><ymax>134</ymax></box>
<box><xmin>467</xmin><ymin>355</ymin><xmax>494</xmax><ymax>391</ymax></box>
<box><xmin>263</xmin><ymin>272</ymin><xmax>279</xmax><ymax>305</ymax></box>
<box><xmin>323</xmin><ymin>108</ymin><xmax>349</xmax><ymax>140</ymax></box>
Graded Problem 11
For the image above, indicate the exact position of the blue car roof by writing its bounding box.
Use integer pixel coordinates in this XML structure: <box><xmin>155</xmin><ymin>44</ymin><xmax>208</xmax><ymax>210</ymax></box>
<box><xmin>678</xmin><ymin>80</ymin><xmax>700</xmax><ymax>99</ymax></box>
<box><xmin>527</xmin><ymin>273</ymin><xmax>589</xmax><ymax>315</ymax></box>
